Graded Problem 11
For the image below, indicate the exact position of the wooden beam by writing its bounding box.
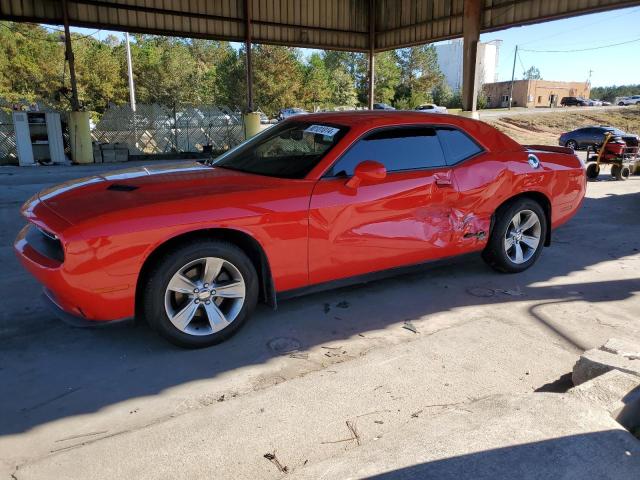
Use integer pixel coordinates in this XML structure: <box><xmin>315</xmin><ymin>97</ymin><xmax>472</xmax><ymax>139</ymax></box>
<box><xmin>244</xmin><ymin>0</ymin><xmax>254</xmax><ymax>112</ymax></box>
<box><xmin>62</xmin><ymin>0</ymin><xmax>80</xmax><ymax>111</ymax></box>
<box><xmin>368</xmin><ymin>0</ymin><xmax>375</xmax><ymax>110</ymax></box>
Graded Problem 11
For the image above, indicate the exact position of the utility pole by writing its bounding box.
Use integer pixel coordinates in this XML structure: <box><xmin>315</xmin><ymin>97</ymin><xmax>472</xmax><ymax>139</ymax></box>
<box><xmin>125</xmin><ymin>32</ymin><xmax>136</xmax><ymax>112</ymax></box>
<box><xmin>508</xmin><ymin>45</ymin><xmax>518</xmax><ymax>110</ymax></box>
<box><xmin>61</xmin><ymin>0</ymin><xmax>80</xmax><ymax>111</ymax></box>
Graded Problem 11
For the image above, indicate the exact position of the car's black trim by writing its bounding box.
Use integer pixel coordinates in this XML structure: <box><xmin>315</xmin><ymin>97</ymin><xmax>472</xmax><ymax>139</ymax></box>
<box><xmin>277</xmin><ymin>251</ymin><xmax>480</xmax><ymax>301</ymax></box>
<box><xmin>42</xmin><ymin>289</ymin><xmax>134</xmax><ymax>328</ymax></box>
<box><xmin>26</xmin><ymin>225</ymin><xmax>64</xmax><ymax>263</ymax></box>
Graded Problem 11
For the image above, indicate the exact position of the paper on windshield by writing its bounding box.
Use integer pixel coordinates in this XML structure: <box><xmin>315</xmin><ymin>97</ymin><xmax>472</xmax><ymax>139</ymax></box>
<box><xmin>304</xmin><ymin>125</ymin><xmax>340</xmax><ymax>137</ymax></box>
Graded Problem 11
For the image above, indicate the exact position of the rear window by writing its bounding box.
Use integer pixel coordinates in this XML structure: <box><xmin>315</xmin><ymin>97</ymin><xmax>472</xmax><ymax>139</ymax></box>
<box><xmin>436</xmin><ymin>128</ymin><xmax>483</xmax><ymax>165</ymax></box>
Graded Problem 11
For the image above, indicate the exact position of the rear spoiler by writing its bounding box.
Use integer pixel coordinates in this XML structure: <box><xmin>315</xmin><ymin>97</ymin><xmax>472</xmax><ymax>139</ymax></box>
<box><xmin>525</xmin><ymin>145</ymin><xmax>575</xmax><ymax>155</ymax></box>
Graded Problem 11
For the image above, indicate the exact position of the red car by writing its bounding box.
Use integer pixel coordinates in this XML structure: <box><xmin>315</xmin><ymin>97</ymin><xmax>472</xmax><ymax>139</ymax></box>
<box><xmin>15</xmin><ymin>112</ymin><xmax>586</xmax><ymax>347</ymax></box>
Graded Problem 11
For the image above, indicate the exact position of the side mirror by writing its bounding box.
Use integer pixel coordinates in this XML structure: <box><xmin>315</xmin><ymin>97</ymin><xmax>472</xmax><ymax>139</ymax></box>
<box><xmin>345</xmin><ymin>160</ymin><xmax>387</xmax><ymax>189</ymax></box>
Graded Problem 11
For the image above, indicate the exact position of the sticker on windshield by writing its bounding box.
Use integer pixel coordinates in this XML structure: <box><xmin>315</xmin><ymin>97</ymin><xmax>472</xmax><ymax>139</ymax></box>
<box><xmin>305</xmin><ymin>125</ymin><xmax>340</xmax><ymax>137</ymax></box>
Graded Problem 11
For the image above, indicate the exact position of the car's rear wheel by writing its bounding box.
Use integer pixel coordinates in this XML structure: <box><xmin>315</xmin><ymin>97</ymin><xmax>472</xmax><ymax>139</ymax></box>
<box><xmin>565</xmin><ymin>139</ymin><xmax>578</xmax><ymax>150</ymax></box>
<box><xmin>482</xmin><ymin>199</ymin><xmax>547</xmax><ymax>273</ymax></box>
<box><xmin>142</xmin><ymin>240</ymin><xmax>258</xmax><ymax>348</ymax></box>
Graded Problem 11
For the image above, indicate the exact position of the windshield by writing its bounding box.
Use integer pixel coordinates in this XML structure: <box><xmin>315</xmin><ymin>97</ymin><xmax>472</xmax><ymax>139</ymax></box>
<box><xmin>213</xmin><ymin>121</ymin><xmax>347</xmax><ymax>179</ymax></box>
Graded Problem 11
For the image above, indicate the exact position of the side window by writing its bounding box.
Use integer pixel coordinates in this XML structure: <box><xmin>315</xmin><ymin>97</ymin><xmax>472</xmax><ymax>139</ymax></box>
<box><xmin>328</xmin><ymin>127</ymin><xmax>446</xmax><ymax>176</ymax></box>
<box><xmin>436</xmin><ymin>128</ymin><xmax>483</xmax><ymax>165</ymax></box>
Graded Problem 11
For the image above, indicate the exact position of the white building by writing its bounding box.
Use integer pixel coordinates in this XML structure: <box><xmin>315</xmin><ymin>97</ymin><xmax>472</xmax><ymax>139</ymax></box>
<box><xmin>434</xmin><ymin>39</ymin><xmax>501</xmax><ymax>91</ymax></box>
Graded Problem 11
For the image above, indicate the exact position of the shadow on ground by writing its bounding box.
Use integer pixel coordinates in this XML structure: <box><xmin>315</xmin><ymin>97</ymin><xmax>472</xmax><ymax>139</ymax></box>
<box><xmin>1</xmin><ymin>186</ymin><xmax>638</xmax><ymax>436</ymax></box>
<box><xmin>367</xmin><ymin>430</ymin><xmax>640</xmax><ymax>479</ymax></box>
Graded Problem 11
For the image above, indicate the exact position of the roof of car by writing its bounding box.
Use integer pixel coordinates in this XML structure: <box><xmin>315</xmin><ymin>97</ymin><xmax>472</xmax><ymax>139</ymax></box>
<box><xmin>287</xmin><ymin>110</ymin><xmax>459</xmax><ymax>127</ymax></box>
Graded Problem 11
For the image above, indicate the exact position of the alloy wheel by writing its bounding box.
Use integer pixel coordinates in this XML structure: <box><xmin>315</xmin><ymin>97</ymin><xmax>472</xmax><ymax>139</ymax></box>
<box><xmin>504</xmin><ymin>210</ymin><xmax>542</xmax><ymax>264</ymax></box>
<box><xmin>164</xmin><ymin>257</ymin><xmax>246</xmax><ymax>336</ymax></box>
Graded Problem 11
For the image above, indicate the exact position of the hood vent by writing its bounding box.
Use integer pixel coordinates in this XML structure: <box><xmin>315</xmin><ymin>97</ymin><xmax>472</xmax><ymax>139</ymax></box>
<box><xmin>107</xmin><ymin>184</ymin><xmax>139</xmax><ymax>192</ymax></box>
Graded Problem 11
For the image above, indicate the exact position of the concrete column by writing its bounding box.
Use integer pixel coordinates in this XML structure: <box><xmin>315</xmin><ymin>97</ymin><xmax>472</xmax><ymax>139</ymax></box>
<box><xmin>462</xmin><ymin>0</ymin><xmax>481</xmax><ymax>113</ymax></box>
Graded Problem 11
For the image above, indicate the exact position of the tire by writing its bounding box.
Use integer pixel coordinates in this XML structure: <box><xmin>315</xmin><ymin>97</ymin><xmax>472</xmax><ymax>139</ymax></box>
<box><xmin>586</xmin><ymin>162</ymin><xmax>600</xmax><ymax>180</ymax></box>
<box><xmin>618</xmin><ymin>102</ymin><xmax>625</xmax><ymax>106</ymax></box>
<box><xmin>482</xmin><ymin>198</ymin><xmax>547</xmax><ymax>273</ymax></box>
<box><xmin>611</xmin><ymin>164</ymin><xmax>630</xmax><ymax>181</ymax></box>
<box><xmin>141</xmin><ymin>240</ymin><xmax>258</xmax><ymax>348</ymax></box>
<box><xmin>565</xmin><ymin>139</ymin><xmax>578</xmax><ymax>150</ymax></box>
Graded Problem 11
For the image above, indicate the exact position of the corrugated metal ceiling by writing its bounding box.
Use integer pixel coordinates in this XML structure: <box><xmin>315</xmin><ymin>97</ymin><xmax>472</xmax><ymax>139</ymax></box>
<box><xmin>1</xmin><ymin>0</ymin><xmax>638</xmax><ymax>51</ymax></box>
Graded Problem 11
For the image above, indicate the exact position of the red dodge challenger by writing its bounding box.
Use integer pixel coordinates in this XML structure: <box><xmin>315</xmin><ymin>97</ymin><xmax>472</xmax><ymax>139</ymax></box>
<box><xmin>15</xmin><ymin>112</ymin><xmax>586</xmax><ymax>347</ymax></box>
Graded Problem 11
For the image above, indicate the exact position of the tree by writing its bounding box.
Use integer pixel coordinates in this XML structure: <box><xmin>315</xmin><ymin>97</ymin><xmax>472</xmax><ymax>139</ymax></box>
<box><xmin>319</xmin><ymin>51</ymin><xmax>358</xmax><ymax>107</ymax></box>
<box><xmin>395</xmin><ymin>45</ymin><xmax>443</xmax><ymax>108</ymax></box>
<box><xmin>302</xmin><ymin>52</ymin><xmax>331</xmax><ymax>110</ymax></box>
<box><xmin>251</xmin><ymin>45</ymin><xmax>304</xmax><ymax>116</ymax></box>
<box><xmin>73</xmin><ymin>37</ymin><xmax>127</xmax><ymax>111</ymax></box>
<box><xmin>0</xmin><ymin>22</ymin><xmax>65</xmax><ymax>106</ymax></box>
<box><xmin>355</xmin><ymin>51</ymin><xmax>401</xmax><ymax>105</ymax></box>
<box><xmin>132</xmin><ymin>36</ymin><xmax>200</xmax><ymax>107</ymax></box>
<box><xmin>523</xmin><ymin>66</ymin><xmax>542</xmax><ymax>80</ymax></box>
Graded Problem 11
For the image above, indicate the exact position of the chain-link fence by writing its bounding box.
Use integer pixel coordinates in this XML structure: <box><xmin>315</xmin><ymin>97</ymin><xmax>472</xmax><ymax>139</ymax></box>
<box><xmin>0</xmin><ymin>110</ymin><xmax>17</xmax><ymax>164</ymax></box>
<box><xmin>92</xmin><ymin>104</ymin><xmax>245</xmax><ymax>155</ymax></box>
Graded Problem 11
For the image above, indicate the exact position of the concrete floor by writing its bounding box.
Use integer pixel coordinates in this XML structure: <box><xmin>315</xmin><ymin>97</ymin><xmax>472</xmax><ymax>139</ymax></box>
<box><xmin>1</xmin><ymin>160</ymin><xmax>639</xmax><ymax>478</ymax></box>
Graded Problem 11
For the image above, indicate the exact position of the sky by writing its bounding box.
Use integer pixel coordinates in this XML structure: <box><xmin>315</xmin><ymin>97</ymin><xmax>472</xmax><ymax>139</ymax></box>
<box><xmin>70</xmin><ymin>5</ymin><xmax>640</xmax><ymax>88</ymax></box>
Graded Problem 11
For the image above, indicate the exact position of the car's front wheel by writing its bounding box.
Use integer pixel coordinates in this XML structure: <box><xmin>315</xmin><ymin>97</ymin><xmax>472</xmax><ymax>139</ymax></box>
<box><xmin>482</xmin><ymin>198</ymin><xmax>547</xmax><ymax>273</ymax></box>
<box><xmin>565</xmin><ymin>139</ymin><xmax>578</xmax><ymax>150</ymax></box>
<box><xmin>142</xmin><ymin>240</ymin><xmax>258</xmax><ymax>348</ymax></box>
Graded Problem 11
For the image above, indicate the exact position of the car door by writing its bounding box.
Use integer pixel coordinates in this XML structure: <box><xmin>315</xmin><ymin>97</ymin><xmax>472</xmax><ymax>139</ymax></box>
<box><xmin>308</xmin><ymin>126</ymin><xmax>461</xmax><ymax>285</ymax></box>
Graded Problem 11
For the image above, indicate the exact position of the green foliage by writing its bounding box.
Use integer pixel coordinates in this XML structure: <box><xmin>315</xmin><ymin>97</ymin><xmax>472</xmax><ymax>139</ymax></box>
<box><xmin>590</xmin><ymin>84</ymin><xmax>640</xmax><ymax>103</ymax></box>
<box><xmin>523</xmin><ymin>66</ymin><xmax>542</xmax><ymax>80</ymax></box>
<box><xmin>0</xmin><ymin>22</ymin><xmax>65</xmax><ymax>106</ymax></box>
<box><xmin>0</xmin><ymin>21</ymin><xmax>445</xmax><ymax>115</ymax></box>
<box><xmin>394</xmin><ymin>45</ymin><xmax>442</xmax><ymax>108</ymax></box>
<box><xmin>251</xmin><ymin>45</ymin><xmax>304</xmax><ymax>116</ymax></box>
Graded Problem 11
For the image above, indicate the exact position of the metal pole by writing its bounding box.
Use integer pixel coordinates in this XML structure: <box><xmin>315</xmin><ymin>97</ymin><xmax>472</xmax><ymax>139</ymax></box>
<box><xmin>508</xmin><ymin>45</ymin><xmax>518</xmax><ymax>110</ymax></box>
<box><xmin>61</xmin><ymin>0</ymin><xmax>80</xmax><ymax>111</ymax></box>
<box><xmin>368</xmin><ymin>0</ymin><xmax>375</xmax><ymax>109</ymax></box>
<box><xmin>125</xmin><ymin>32</ymin><xmax>136</xmax><ymax>112</ymax></box>
<box><xmin>244</xmin><ymin>0</ymin><xmax>254</xmax><ymax>112</ymax></box>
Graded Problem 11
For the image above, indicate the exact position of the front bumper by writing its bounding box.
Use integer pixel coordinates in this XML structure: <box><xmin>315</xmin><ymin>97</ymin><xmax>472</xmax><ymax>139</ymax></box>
<box><xmin>15</xmin><ymin>224</ymin><xmax>136</xmax><ymax>322</ymax></box>
<box><xmin>42</xmin><ymin>289</ymin><xmax>133</xmax><ymax>328</ymax></box>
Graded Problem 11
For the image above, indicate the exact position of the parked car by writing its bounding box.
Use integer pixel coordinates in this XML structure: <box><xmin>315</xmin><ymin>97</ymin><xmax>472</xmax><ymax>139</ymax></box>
<box><xmin>559</xmin><ymin>125</ymin><xmax>640</xmax><ymax>150</ymax></box>
<box><xmin>277</xmin><ymin>108</ymin><xmax>308</xmax><ymax>121</ymax></box>
<box><xmin>601</xmin><ymin>101</ymin><xmax>612</xmax><ymax>106</ymax></box>
<box><xmin>618</xmin><ymin>95</ymin><xmax>640</xmax><ymax>106</ymax></box>
<box><xmin>415</xmin><ymin>103</ymin><xmax>448</xmax><ymax>114</ymax></box>
<box><xmin>373</xmin><ymin>103</ymin><xmax>395</xmax><ymax>110</ymax></box>
<box><xmin>560</xmin><ymin>96</ymin><xmax>588</xmax><ymax>107</ymax></box>
<box><xmin>585</xmin><ymin>99</ymin><xmax>602</xmax><ymax>106</ymax></box>
<box><xmin>16</xmin><ymin>112</ymin><xmax>585</xmax><ymax>348</ymax></box>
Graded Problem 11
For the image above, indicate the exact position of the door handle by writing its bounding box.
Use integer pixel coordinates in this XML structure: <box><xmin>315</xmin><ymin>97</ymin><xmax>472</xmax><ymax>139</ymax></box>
<box><xmin>434</xmin><ymin>172</ymin><xmax>453</xmax><ymax>187</ymax></box>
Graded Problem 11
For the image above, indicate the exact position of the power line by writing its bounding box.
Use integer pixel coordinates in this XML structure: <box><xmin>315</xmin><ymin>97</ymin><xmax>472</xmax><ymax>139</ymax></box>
<box><xmin>520</xmin><ymin>36</ymin><xmax>640</xmax><ymax>53</ymax></box>
<box><xmin>517</xmin><ymin>6</ymin><xmax>640</xmax><ymax>47</ymax></box>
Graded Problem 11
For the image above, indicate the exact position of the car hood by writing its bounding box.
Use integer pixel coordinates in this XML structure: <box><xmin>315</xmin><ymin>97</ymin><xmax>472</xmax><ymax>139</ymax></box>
<box><xmin>37</xmin><ymin>161</ymin><xmax>288</xmax><ymax>226</ymax></box>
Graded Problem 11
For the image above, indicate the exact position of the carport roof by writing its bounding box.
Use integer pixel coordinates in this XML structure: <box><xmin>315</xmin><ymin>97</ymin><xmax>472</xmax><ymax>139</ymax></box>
<box><xmin>2</xmin><ymin>0</ymin><xmax>639</xmax><ymax>52</ymax></box>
